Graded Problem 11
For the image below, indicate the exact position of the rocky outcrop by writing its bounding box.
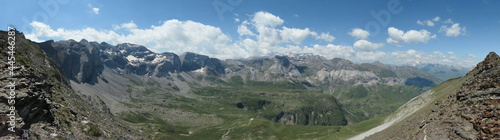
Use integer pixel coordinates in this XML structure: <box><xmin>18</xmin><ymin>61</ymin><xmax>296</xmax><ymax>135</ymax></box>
<box><xmin>0</xmin><ymin>31</ymin><xmax>139</xmax><ymax>139</ymax></box>
<box><xmin>456</xmin><ymin>52</ymin><xmax>500</xmax><ymax>139</ymax></box>
<box><xmin>180</xmin><ymin>52</ymin><xmax>225</xmax><ymax>76</ymax></box>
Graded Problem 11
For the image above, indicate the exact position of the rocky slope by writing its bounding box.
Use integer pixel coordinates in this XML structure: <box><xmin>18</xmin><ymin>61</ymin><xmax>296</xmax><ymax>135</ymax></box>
<box><xmin>366</xmin><ymin>52</ymin><xmax>500</xmax><ymax>139</ymax></box>
<box><xmin>0</xmin><ymin>30</ymin><xmax>139</xmax><ymax>139</ymax></box>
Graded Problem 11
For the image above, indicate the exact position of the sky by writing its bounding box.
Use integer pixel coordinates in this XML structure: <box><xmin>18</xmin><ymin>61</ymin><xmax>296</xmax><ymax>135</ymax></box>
<box><xmin>2</xmin><ymin>0</ymin><xmax>499</xmax><ymax>67</ymax></box>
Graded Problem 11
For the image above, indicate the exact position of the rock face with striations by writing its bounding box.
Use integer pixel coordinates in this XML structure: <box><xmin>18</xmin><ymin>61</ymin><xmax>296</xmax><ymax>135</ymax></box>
<box><xmin>37</xmin><ymin>39</ymin><xmax>104</xmax><ymax>84</ymax></box>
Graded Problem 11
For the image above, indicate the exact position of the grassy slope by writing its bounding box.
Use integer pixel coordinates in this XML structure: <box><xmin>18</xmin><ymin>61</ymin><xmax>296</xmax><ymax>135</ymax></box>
<box><xmin>333</xmin><ymin>84</ymin><xmax>422</xmax><ymax>123</ymax></box>
<box><xmin>117</xmin><ymin>75</ymin><xmax>350</xmax><ymax>139</ymax></box>
<box><xmin>319</xmin><ymin>114</ymin><xmax>390</xmax><ymax>140</ymax></box>
<box><xmin>363</xmin><ymin>76</ymin><xmax>467</xmax><ymax>139</ymax></box>
<box><xmin>114</xmin><ymin>72</ymin><xmax>434</xmax><ymax>139</ymax></box>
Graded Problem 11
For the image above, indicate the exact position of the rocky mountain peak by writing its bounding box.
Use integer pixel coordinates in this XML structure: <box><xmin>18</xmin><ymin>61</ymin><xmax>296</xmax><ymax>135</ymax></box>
<box><xmin>479</xmin><ymin>51</ymin><xmax>499</xmax><ymax>66</ymax></box>
<box><xmin>468</xmin><ymin>51</ymin><xmax>499</xmax><ymax>76</ymax></box>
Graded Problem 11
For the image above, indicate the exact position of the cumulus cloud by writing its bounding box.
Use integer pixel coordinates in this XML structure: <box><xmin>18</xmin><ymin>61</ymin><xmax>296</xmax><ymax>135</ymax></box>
<box><xmin>353</xmin><ymin>40</ymin><xmax>384</xmax><ymax>51</ymax></box>
<box><xmin>417</xmin><ymin>20</ymin><xmax>423</xmax><ymax>25</ymax></box>
<box><xmin>417</xmin><ymin>20</ymin><xmax>434</xmax><ymax>27</ymax></box>
<box><xmin>113</xmin><ymin>21</ymin><xmax>137</xmax><ymax>30</ymax></box>
<box><xmin>24</xmin><ymin>11</ymin><xmax>477</xmax><ymax>67</ymax></box>
<box><xmin>443</xmin><ymin>18</ymin><xmax>454</xmax><ymax>24</ymax></box>
<box><xmin>433</xmin><ymin>16</ymin><xmax>440</xmax><ymax>22</ymax></box>
<box><xmin>439</xmin><ymin>23</ymin><xmax>466</xmax><ymax>37</ymax></box>
<box><xmin>26</xmin><ymin>20</ymin><xmax>249</xmax><ymax>59</ymax></box>
<box><xmin>88</xmin><ymin>4</ymin><xmax>99</xmax><ymax>14</ymax></box>
<box><xmin>237</xmin><ymin>24</ymin><xmax>255</xmax><ymax>36</ymax></box>
<box><xmin>238</xmin><ymin>11</ymin><xmax>337</xmax><ymax>57</ymax></box>
<box><xmin>387</xmin><ymin>27</ymin><xmax>436</xmax><ymax>45</ymax></box>
<box><xmin>252</xmin><ymin>11</ymin><xmax>284</xmax><ymax>28</ymax></box>
<box><xmin>281</xmin><ymin>27</ymin><xmax>314</xmax><ymax>44</ymax></box>
<box><xmin>302</xmin><ymin>44</ymin><xmax>355</xmax><ymax>59</ymax></box>
<box><xmin>348</xmin><ymin>28</ymin><xmax>370</xmax><ymax>39</ymax></box>
<box><xmin>314</xmin><ymin>32</ymin><xmax>335</xmax><ymax>42</ymax></box>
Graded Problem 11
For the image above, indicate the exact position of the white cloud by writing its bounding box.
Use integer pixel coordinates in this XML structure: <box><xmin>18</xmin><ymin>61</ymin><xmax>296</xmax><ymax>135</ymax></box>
<box><xmin>439</xmin><ymin>23</ymin><xmax>466</xmax><ymax>37</ymax></box>
<box><xmin>234</xmin><ymin>18</ymin><xmax>240</xmax><ymax>22</ymax></box>
<box><xmin>114</xmin><ymin>21</ymin><xmax>137</xmax><ymax>30</ymax></box>
<box><xmin>24</xmin><ymin>11</ymin><xmax>477</xmax><ymax>67</ymax></box>
<box><xmin>252</xmin><ymin>11</ymin><xmax>284</xmax><ymax>28</ymax></box>
<box><xmin>314</xmin><ymin>32</ymin><xmax>335</xmax><ymax>42</ymax></box>
<box><xmin>303</xmin><ymin>44</ymin><xmax>355</xmax><ymax>59</ymax></box>
<box><xmin>443</xmin><ymin>18</ymin><xmax>454</xmax><ymax>24</ymax></box>
<box><xmin>293</xmin><ymin>14</ymin><xmax>299</xmax><ymax>18</ymax></box>
<box><xmin>348</xmin><ymin>28</ymin><xmax>370</xmax><ymax>39</ymax></box>
<box><xmin>433</xmin><ymin>16</ymin><xmax>440</xmax><ymax>22</ymax></box>
<box><xmin>26</xmin><ymin>20</ymin><xmax>249</xmax><ymax>59</ymax></box>
<box><xmin>417</xmin><ymin>20</ymin><xmax>424</xmax><ymax>25</ymax></box>
<box><xmin>387</xmin><ymin>27</ymin><xmax>436</xmax><ymax>45</ymax></box>
<box><xmin>353</xmin><ymin>40</ymin><xmax>384</xmax><ymax>51</ymax></box>
<box><xmin>237</xmin><ymin>25</ymin><xmax>255</xmax><ymax>36</ymax></box>
<box><xmin>92</xmin><ymin>8</ymin><xmax>99</xmax><ymax>14</ymax></box>
<box><xmin>386</xmin><ymin>38</ymin><xmax>397</xmax><ymax>44</ymax></box>
<box><xmin>281</xmin><ymin>27</ymin><xmax>314</xmax><ymax>44</ymax></box>
<box><xmin>426</xmin><ymin>20</ymin><xmax>434</xmax><ymax>26</ymax></box>
<box><xmin>238</xmin><ymin>11</ymin><xmax>337</xmax><ymax>57</ymax></box>
<box><xmin>88</xmin><ymin>4</ymin><xmax>99</xmax><ymax>15</ymax></box>
<box><xmin>468</xmin><ymin>54</ymin><xmax>477</xmax><ymax>58</ymax></box>
<box><xmin>417</xmin><ymin>20</ymin><xmax>434</xmax><ymax>27</ymax></box>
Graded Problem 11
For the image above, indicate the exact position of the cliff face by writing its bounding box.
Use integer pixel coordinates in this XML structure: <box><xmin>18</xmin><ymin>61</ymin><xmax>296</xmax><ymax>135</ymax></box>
<box><xmin>0</xmin><ymin>31</ymin><xmax>139</xmax><ymax>139</ymax></box>
<box><xmin>367</xmin><ymin>52</ymin><xmax>500</xmax><ymax>140</ymax></box>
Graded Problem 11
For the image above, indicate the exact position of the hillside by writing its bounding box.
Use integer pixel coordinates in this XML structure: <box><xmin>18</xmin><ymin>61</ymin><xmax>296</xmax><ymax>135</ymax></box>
<box><xmin>0</xmin><ymin>30</ymin><xmax>139</xmax><ymax>139</ymax></box>
<box><xmin>362</xmin><ymin>52</ymin><xmax>500</xmax><ymax>139</ymax></box>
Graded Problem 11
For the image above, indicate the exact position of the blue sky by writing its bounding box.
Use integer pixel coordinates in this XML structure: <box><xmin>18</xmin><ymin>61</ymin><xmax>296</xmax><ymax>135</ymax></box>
<box><xmin>3</xmin><ymin>0</ymin><xmax>499</xmax><ymax>67</ymax></box>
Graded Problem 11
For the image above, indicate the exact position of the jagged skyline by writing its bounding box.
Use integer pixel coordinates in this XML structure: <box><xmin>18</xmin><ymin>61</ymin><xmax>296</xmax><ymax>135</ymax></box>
<box><xmin>3</xmin><ymin>0</ymin><xmax>499</xmax><ymax>67</ymax></box>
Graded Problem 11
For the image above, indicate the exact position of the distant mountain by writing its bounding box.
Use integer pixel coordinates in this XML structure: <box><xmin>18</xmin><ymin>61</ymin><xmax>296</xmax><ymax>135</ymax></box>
<box><xmin>364</xmin><ymin>52</ymin><xmax>500</xmax><ymax>139</ymax></box>
<box><xmin>412</xmin><ymin>63</ymin><xmax>470</xmax><ymax>81</ymax></box>
<box><xmin>1</xmin><ymin>33</ymin><xmax>448</xmax><ymax>139</ymax></box>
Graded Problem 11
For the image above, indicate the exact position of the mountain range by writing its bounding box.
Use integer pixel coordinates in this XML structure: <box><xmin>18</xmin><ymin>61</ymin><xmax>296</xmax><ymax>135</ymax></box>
<box><xmin>1</xmin><ymin>30</ymin><xmax>493</xmax><ymax>139</ymax></box>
